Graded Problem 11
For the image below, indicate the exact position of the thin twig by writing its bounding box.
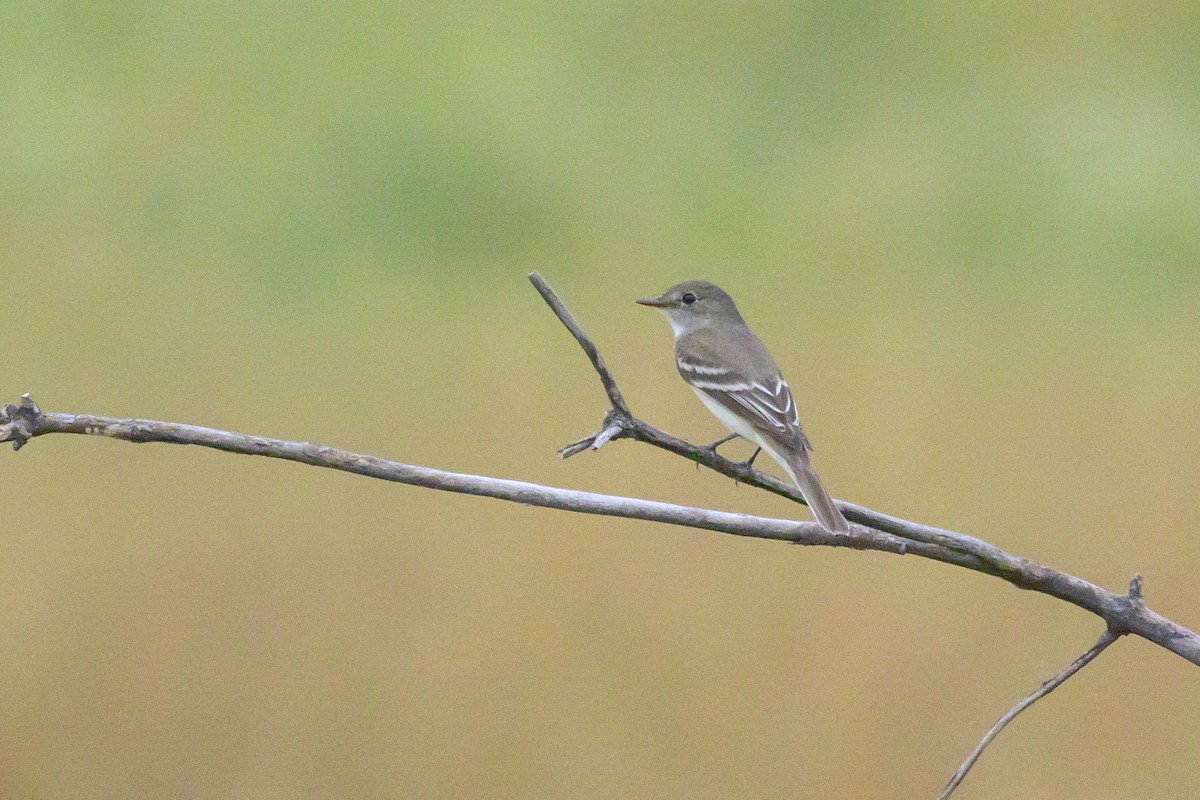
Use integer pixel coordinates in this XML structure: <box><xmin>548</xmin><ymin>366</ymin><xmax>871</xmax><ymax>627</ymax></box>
<box><xmin>530</xmin><ymin>272</ymin><xmax>632</xmax><ymax>417</ymax></box>
<box><xmin>938</xmin><ymin>628</ymin><xmax>1122</xmax><ymax>798</ymax></box>
<box><xmin>523</xmin><ymin>273</ymin><xmax>1200</xmax><ymax>668</ymax></box>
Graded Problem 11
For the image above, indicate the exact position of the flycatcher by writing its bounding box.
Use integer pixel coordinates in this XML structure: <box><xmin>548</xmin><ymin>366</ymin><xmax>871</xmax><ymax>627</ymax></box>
<box><xmin>638</xmin><ymin>281</ymin><xmax>850</xmax><ymax>534</ymax></box>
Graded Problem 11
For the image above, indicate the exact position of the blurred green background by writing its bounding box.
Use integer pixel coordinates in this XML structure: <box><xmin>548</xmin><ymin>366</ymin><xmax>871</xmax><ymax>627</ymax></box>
<box><xmin>3</xmin><ymin>1</ymin><xmax>1199</xmax><ymax>797</ymax></box>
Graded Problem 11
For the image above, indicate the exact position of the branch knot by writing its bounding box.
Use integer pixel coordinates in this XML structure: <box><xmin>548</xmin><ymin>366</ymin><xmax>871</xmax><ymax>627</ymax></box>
<box><xmin>0</xmin><ymin>394</ymin><xmax>43</xmax><ymax>451</ymax></box>
<box><xmin>1126</xmin><ymin>573</ymin><xmax>1145</xmax><ymax>611</ymax></box>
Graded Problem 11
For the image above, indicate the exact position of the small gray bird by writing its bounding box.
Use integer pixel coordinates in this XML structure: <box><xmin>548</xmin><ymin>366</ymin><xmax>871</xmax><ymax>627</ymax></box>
<box><xmin>638</xmin><ymin>281</ymin><xmax>850</xmax><ymax>534</ymax></box>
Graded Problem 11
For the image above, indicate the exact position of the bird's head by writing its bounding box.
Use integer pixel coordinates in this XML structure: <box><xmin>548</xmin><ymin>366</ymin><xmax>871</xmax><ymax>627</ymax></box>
<box><xmin>637</xmin><ymin>280</ymin><xmax>742</xmax><ymax>335</ymax></box>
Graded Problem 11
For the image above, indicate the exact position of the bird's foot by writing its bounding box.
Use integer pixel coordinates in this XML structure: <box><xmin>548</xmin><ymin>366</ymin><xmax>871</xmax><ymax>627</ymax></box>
<box><xmin>697</xmin><ymin>433</ymin><xmax>739</xmax><ymax>467</ymax></box>
<box><xmin>739</xmin><ymin>447</ymin><xmax>762</xmax><ymax>469</ymax></box>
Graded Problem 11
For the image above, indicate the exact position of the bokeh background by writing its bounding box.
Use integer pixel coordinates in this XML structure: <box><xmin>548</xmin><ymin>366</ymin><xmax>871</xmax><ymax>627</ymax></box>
<box><xmin>3</xmin><ymin>2</ymin><xmax>1199</xmax><ymax>797</ymax></box>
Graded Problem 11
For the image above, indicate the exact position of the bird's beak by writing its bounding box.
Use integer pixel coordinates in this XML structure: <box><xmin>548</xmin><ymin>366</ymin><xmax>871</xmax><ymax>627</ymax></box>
<box><xmin>636</xmin><ymin>295</ymin><xmax>669</xmax><ymax>308</ymax></box>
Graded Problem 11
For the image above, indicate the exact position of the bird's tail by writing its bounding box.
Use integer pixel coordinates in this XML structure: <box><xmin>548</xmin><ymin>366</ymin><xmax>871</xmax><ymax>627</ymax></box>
<box><xmin>782</xmin><ymin>457</ymin><xmax>850</xmax><ymax>534</ymax></box>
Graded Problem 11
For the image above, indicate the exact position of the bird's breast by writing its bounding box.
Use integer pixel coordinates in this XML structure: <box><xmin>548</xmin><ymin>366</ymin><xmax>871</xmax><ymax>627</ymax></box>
<box><xmin>692</xmin><ymin>387</ymin><xmax>759</xmax><ymax>442</ymax></box>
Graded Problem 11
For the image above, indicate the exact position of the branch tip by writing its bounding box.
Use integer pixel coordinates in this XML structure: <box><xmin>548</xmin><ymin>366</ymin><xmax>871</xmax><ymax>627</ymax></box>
<box><xmin>556</xmin><ymin>420</ymin><xmax>626</xmax><ymax>458</ymax></box>
<box><xmin>1</xmin><ymin>393</ymin><xmax>43</xmax><ymax>451</ymax></box>
<box><xmin>557</xmin><ymin>436</ymin><xmax>594</xmax><ymax>459</ymax></box>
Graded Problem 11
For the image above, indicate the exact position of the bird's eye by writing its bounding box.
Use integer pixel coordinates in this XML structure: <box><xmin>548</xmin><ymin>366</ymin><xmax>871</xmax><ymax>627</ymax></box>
<box><xmin>681</xmin><ymin>293</ymin><xmax>697</xmax><ymax>305</ymax></box>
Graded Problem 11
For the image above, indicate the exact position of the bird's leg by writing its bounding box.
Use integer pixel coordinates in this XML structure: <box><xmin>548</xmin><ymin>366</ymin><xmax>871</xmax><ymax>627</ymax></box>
<box><xmin>741</xmin><ymin>447</ymin><xmax>762</xmax><ymax>469</ymax></box>
<box><xmin>696</xmin><ymin>433</ymin><xmax>739</xmax><ymax>470</ymax></box>
<box><xmin>701</xmin><ymin>433</ymin><xmax>739</xmax><ymax>457</ymax></box>
<box><xmin>730</xmin><ymin>447</ymin><xmax>763</xmax><ymax>488</ymax></box>
<box><xmin>697</xmin><ymin>436</ymin><xmax>761</xmax><ymax>477</ymax></box>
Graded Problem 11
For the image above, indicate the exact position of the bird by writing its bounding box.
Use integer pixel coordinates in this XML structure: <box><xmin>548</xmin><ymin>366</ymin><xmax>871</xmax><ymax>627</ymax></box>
<box><xmin>637</xmin><ymin>280</ymin><xmax>850</xmax><ymax>534</ymax></box>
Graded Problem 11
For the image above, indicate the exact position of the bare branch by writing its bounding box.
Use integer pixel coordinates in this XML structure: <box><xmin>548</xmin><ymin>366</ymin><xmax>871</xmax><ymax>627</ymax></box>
<box><xmin>0</xmin><ymin>401</ymin><xmax>985</xmax><ymax>564</ymax></box>
<box><xmin>524</xmin><ymin>272</ymin><xmax>1200</xmax><ymax>668</ymax></box>
<box><xmin>938</xmin><ymin>628</ymin><xmax>1122</xmax><ymax>799</ymax></box>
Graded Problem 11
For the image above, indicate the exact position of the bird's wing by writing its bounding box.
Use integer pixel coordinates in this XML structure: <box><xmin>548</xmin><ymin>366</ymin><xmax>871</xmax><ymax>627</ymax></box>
<box><xmin>676</xmin><ymin>357</ymin><xmax>813</xmax><ymax>452</ymax></box>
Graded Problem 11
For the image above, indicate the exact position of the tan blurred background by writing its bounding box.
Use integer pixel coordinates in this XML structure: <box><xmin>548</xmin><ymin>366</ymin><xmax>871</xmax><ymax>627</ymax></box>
<box><xmin>3</xmin><ymin>2</ymin><xmax>1200</xmax><ymax>797</ymax></box>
